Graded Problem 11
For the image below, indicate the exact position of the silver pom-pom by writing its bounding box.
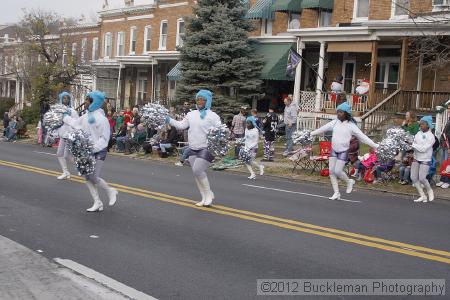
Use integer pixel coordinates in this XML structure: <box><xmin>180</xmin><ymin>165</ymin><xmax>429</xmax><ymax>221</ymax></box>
<box><xmin>234</xmin><ymin>137</ymin><xmax>246</xmax><ymax>147</ymax></box>
<box><xmin>46</xmin><ymin>129</ymin><xmax>59</xmax><ymax>145</ymax></box>
<box><xmin>43</xmin><ymin>104</ymin><xmax>68</xmax><ymax>130</ymax></box>
<box><xmin>292</xmin><ymin>130</ymin><xmax>313</xmax><ymax>146</ymax></box>
<box><xmin>239</xmin><ymin>147</ymin><xmax>254</xmax><ymax>164</ymax></box>
<box><xmin>66</xmin><ymin>129</ymin><xmax>96</xmax><ymax>176</ymax></box>
<box><xmin>377</xmin><ymin>127</ymin><xmax>413</xmax><ymax>163</ymax></box>
<box><xmin>140</xmin><ymin>103</ymin><xmax>169</xmax><ymax>130</ymax></box>
<box><xmin>207</xmin><ymin>124</ymin><xmax>231</xmax><ymax>157</ymax></box>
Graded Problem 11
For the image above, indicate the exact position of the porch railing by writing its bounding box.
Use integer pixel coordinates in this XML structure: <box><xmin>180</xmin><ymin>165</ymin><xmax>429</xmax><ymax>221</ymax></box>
<box><xmin>399</xmin><ymin>90</ymin><xmax>450</xmax><ymax>112</ymax></box>
<box><xmin>321</xmin><ymin>92</ymin><xmax>369</xmax><ymax>113</ymax></box>
<box><xmin>360</xmin><ymin>89</ymin><xmax>401</xmax><ymax>135</ymax></box>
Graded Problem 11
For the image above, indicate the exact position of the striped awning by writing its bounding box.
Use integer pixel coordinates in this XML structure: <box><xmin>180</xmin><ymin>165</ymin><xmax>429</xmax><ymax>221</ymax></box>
<box><xmin>245</xmin><ymin>0</ymin><xmax>275</xmax><ymax>20</ymax></box>
<box><xmin>301</xmin><ymin>0</ymin><xmax>333</xmax><ymax>9</ymax></box>
<box><xmin>167</xmin><ymin>62</ymin><xmax>181</xmax><ymax>81</ymax></box>
<box><xmin>271</xmin><ymin>0</ymin><xmax>303</xmax><ymax>13</ymax></box>
<box><xmin>254</xmin><ymin>43</ymin><xmax>296</xmax><ymax>81</ymax></box>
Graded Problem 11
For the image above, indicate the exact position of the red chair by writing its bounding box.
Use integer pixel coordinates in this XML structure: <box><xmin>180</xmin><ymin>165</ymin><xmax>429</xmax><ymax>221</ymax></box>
<box><xmin>309</xmin><ymin>141</ymin><xmax>332</xmax><ymax>173</ymax></box>
<box><xmin>329</xmin><ymin>93</ymin><xmax>337</xmax><ymax>102</ymax></box>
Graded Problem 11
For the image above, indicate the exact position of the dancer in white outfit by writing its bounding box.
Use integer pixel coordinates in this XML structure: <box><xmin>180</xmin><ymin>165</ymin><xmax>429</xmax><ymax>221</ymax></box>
<box><xmin>63</xmin><ymin>91</ymin><xmax>118</xmax><ymax>212</ymax></box>
<box><xmin>56</xmin><ymin>92</ymin><xmax>79</xmax><ymax>180</ymax></box>
<box><xmin>411</xmin><ymin>116</ymin><xmax>435</xmax><ymax>203</ymax></box>
<box><xmin>244</xmin><ymin>116</ymin><xmax>264</xmax><ymax>179</ymax></box>
<box><xmin>311</xmin><ymin>102</ymin><xmax>378</xmax><ymax>200</ymax></box>
<box><xmin>168</xmin><ymin>90</ymin><xmax>221</xmax><ymax>207</ymax></box>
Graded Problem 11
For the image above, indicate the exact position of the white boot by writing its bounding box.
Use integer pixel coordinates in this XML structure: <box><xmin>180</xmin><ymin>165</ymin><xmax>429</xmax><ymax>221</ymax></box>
<box><xmin>413</xmin><ymin>183</ymin><xmax>427</xmax><ymax>203</ymax></box>
<box><xmin>57</xmin><ymin>157</ymin><xmax>71</xmax><ymax>180</ymax></box>
<box><xmin>97</xmin><ymin>178</ymin><xmax>118</xmax><ymax>206</ymax></box>
<box><xmin>329</xmin><ymin>175</ymin><xmax>340</xmax><ymax>200</ymax></box>
<box><xmin>425</xmin><ymin>184</ymin><xmax>434</xmax><ymax>202</ymax></box>
<box><xmin>246</xmin><ymin>165</ymin><xmax>256</xmax><ymax>179</ymax></box>
<box><xmin>85</xmin><ymin>182</ymin><xmax>103</xmax><ymax>212</ymax></box>
<box><xmin>346</xmin><ymin>179</ymin><xmax>355</xmax><ymax>194</ymax></box>
<box><xmin>259</xmin><ymin>165</ymin><xmax>265</xmax><ymax>176</ymax></box>
<box><xmin>194</xmin><ymin>178</ymin><xmax>205</xmax><ymax>207</ymax></box>
<box><xmin>199</xmin><ymin>177</ymin><xmax>214</xmax><ymax>207</ymax></box>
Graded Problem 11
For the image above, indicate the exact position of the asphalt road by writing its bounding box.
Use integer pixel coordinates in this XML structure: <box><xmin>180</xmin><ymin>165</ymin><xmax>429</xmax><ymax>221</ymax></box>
<box><xmin>0</xmin><ymin>142</ymin><xmax>449</xmax><ymax>299</ymax></box>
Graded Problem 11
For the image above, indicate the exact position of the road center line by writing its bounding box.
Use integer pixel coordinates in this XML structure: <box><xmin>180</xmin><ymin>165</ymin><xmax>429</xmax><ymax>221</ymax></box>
<box><xmin>242</xmin><ymin>184</ymin><xmax>362</xmax><ymax>203</ymax></box>
<box><xmin>2</xmin><ymin>159</ymin><xmax>450</xmax><ymax>265</ymax></box>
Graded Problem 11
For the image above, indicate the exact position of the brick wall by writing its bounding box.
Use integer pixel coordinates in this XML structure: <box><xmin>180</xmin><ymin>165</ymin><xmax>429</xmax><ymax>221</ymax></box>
<box><xmin>331</xmin><ymin>0</ymin><xmax>354</xmax><ymax>25</ymax></box>
<box><xmin>301</xmin><ymin>9</ymin><xmax>319</xmax><ymax>28</ymax></box>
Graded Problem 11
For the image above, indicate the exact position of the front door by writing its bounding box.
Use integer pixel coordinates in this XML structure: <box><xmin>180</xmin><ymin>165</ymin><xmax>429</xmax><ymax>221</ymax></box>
<box><xmin>342</xmin><ymin>61</ymin><xmax>356</xmax><ymax>94</ymax></box>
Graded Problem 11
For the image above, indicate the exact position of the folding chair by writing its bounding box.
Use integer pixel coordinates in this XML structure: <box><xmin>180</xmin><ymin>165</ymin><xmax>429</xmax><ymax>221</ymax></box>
<box><xmin>309</xmin><ymin>141</ymin><xmax>331</xmax><ymax>173</ymax></box>
<box><xmin>291</xmin><ymin>145</ymin><xmax>313</xmax><ymax>173</ymax></box>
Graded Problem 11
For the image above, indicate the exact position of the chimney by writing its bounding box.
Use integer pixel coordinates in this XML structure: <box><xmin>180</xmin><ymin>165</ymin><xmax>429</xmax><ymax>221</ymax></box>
<box><xmin>124</xmin><ymin>0</ymin><xmax>134</xmax><ymax>6</ymax></box>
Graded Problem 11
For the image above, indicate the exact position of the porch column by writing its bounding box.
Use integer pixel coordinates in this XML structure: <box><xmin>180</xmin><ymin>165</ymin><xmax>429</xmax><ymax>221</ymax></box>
<box><xmin>293</xmin><ymin>39</ymin><xmax>305</xmax><ymax>106</ymax></box>
<box><xmin>315</xmin><ymin>41</ymin><xmax>326</xmax><ymax>111</ymax></box>
<box><xmin>399</xmin><ymin>38</ymin><xmax>408</xmax><ymax>89</ymax></box>
<box><xmin>1</xmin><ymin>81</ymin><xmax>5</xmax><ymax>97</ymax></box>
<box><xmin>21</xmin><ymin>81</ymin><xmax>25</xmax><ymax>104</ymax></box>
<box><xmin>6</xmin><ymin>80</ymin><xmax>10</xmax><ymax>98</ymax></box>
<box><xmin>116</xmin><ymin>64</ymin><xmax>122</xmax><ymax>110</ymax></box>
<box><xmin>368</xmin><ymin>41</ymin><xmax>378</xmax><ymax>108</ymax></box>
<box><xmin>15</xmin><ymin>80</ymin><xmax>19</xmax><ymax>104</ymax></box>
<box><xmin>416</xmin><ymin>53</ymin><xmax>423</xmax><ymax>109</ymax></box>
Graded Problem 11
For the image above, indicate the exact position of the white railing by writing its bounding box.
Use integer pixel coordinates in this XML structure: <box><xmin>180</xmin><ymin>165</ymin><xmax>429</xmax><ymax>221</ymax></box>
<box><xmin>321</xmin><ymin>92</ymin><xmax>369</xmax><ymax>113</ymax></box>
<box><xmin>435</xmin><ymin>106</ymin><xmax>449</xmax><ymax>140</ymax></box>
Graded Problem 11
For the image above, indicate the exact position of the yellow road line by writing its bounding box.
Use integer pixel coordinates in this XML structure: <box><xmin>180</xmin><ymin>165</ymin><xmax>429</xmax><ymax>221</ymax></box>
<box><xmin>1</xmin><ymin>159</ymin><xmax>450</xmax><ymax>265</ymax></box>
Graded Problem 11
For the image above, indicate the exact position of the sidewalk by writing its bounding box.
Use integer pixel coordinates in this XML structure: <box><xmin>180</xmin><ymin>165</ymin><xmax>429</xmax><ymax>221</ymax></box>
<box><xmin>0</xmin><ymin>235</ymin><xmax>130</xmax><ymax>300</ymax></box>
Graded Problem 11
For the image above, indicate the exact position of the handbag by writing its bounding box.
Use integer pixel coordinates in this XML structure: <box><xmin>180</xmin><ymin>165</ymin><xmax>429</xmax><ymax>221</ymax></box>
<box><xmin>364</xmin><ymin>168</ymin><xmax>375</xmax><ymax>183</ymax></box>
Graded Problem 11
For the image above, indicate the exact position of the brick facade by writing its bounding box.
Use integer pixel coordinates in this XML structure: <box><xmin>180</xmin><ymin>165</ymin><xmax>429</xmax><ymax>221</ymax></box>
<box><xmin>300</xmin><ymin>9</ymin><xmax>319</xmax><ymax>28</ymax></box>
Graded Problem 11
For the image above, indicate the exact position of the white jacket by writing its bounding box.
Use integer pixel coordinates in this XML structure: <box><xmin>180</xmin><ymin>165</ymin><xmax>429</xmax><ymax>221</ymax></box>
<box><xmin>57</xmin><ymin>107</ymin><xmax>79</xmax><ymax>139</ymax></box>
<box><xmin>311</xmin><ymin>119</ymin><xmax>378</xmax><ymax>152</ymax></box>
<box><xmin>63</xmin><ymin>109</ymin><xmax>110</xmax><ymax>153</ymax></box>
<box><xmin>412</xmin><ymin>130</ymin><xmax>435</xmax><ymax>162</ymax></box>
<box><xmin>169</xmin><ymin>110</ymin><xmax>221</xmax><ymax>150</ymax></box>
<box><xmin>245</xmin><ymin>128</ymin><xmax>259</xmax><ymax>150</ymax></box>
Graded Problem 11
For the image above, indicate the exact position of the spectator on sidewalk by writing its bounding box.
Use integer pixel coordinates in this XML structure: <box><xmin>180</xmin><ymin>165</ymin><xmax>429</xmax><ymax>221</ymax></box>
<box><xmin>4</xmin><ymin>115</ymin><xmax>18</xmax><ymax>142</ymax></box>
<box><xmin>3</xmin><ymin>112</ymin><xmax>9</xmax><ymax>136</ymax></box>
<box><xmin>123</xmin><ymin>107</ymin><xmax>133</xmax><ymax>125</ymax></box>
<box><xmin>399</xmin><ymin>150</ymin><xmax>414</xmax><ymax>185</ymax></box>
<box><xmin>159</xmin><ymin>124</ymin><xmax>179</xmax><ymax>157</ymax></box>
<box><xmin>115</xmin><ymin>111</ymin><xmax>125</xmax><ymax>132</ymax></box>
<box><xmin>438</xmin><ymin>101</ymin><xmax>450</xmax><ymax>167</ymax></box>
<box><xmin>372</xmin><ymin>159</ymin><xmax>396</xmax><ymax>184</ymax></box>
<box><xmin>115</xmin><ymin>124</ymin><xmax>128</xmax><ymax>152</ymax></box>
<box><xmin>262</xmin><ymin>105</ymin><xmax>279</xmax><ymax>161</ymax></box>
<box><xmin>283</xmin><ymin>95</ymin><xmax>298</xmax><ymax>156</ymax></box>
<box><xmin>251</xmin><ymin>109</ymin><xmax>262</xmax><ymax>130</ymax></box>
<box><xmin>124</xmin><ymin>124</ymin><xmax>147</xmax><ymax>155</ymax></box>
<box><xmin>232</xmin><ymin>107</ymin><xmax>247</xmax><ymax>158</ymax></box>
<box><xmin>401</xmin><ymin>111</ymin><xmax>419</xmax><ymax>136</ymax></box>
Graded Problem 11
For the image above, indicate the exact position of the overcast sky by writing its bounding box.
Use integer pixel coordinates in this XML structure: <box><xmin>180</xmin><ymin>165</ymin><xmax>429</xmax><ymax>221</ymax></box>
<box><xmin>2</xmin><ymin>0</ymin><xmax>154</xmax><ymax>24</ymax></box>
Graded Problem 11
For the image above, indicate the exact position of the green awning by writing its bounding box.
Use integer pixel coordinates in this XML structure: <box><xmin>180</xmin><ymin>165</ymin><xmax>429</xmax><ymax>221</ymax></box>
<box><xmin>245</xmin><ymin>0</ymin><xmax>275</xmax><ymax>20</ymax></box>
<box><xmin>301</xmin><ymin>0</ymin><xmax>333</xmax><ymax>9</ymax></box>
<box><xmin>254</xmin><ymin>43</ymin><xmax>295</xmax><ymax>81</ymax></box>
<box><xmin>271</xmin><ymin>0</ymin><xmax>303</xmax><ymax>13</ymax></box>
<box><xmin>167</xmin><ymin>62</ymin><xmax>181</xmax><ymax>81</ymax></box>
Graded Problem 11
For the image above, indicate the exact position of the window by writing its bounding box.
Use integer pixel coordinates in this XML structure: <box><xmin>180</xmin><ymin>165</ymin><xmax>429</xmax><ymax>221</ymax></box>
<box><xmin>354</xmin><ymin>0</ymin><xmax>370</xmax><ymax>20</ymax></box>
<box><xmin>288</xmin><ymin>13</ymin><xmax>301</xmax><ymax>30</ymax></box>
<box><xmin>92</xmin><ymin>37</ymin><xmax>99</xmax><ymax>61</ymax></box>
<box><xmin>117</xmin><ymin>32</ymin><xmax>125</xmax><ymax>56</ymax></box>
<box><xmin>136</xmin><ymin>71</ymin><xmax>148</xmax><ymax>103</ymax></box>
<box><xmin>319</xmin><ymin>10</ymin><xmax>332</xmax><ymax>27</ymax></box>
<box><xmin>62</xmin><ymin>48</ymin><xmax>67</xmax><ymax>65</ymax></box>
<box><xmin>260</xmin><ymin>19</ymin><xmax>273</xmax><ymax>36</ymax></box>
<box><xmin>144</xmin><ymin>26</ymin><xmax>152</xmax><ymax>53</ymax></box>
<box><xmin>159</xmin><ymin>21</ymin><xmax>168</xmax><ymax>50</ymax></box>
<box><xmin>130</xmin><ymin>27</ymin><xmax>137</xmax><ymax>54</ymax></box>
<box><xmin>104</xmin><ymin>33</ymin><xmax>112</xmax><ymax>58</ymax></box>
<box><xmin>176</xmin><ymin>19</ymin><xmax>185</xmax><ymax>47</ymax></box>
<box><xmin>433</xmin><ymin>0</ymin><xmax>450</xmax><ymax>10</ymax></box>
<box><xmin>375</xmin><ymin>60</ymin><xmax>400</xmax><ymax>91</ymax></box>
<box><xmin>71</xmin><ymin>43</ymin><xmax>77</xmax><ymax>60</ymax></box>
<box><xmin>81</xmin><ymin>38</ymin><xmax>87</xmax><ymax>63</ymax></box>
<box><xmin>392</xmin><ymin>0</ymin><xmax>410</xmax><ymax>17</ymax></box>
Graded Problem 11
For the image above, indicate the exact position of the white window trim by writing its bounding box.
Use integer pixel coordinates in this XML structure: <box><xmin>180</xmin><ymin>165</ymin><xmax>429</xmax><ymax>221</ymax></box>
<box><xmin>92</xmin><ymin>37</ymin><xmax>99</xmax><ymax>61</ymax></box>
<box><xmin>260</xmin><ymin>19</ymin><xmax>273</xmax><ymax>36</ymax></box>
<box><xmin>116</xmin><ymin>32</ymin><xmax>125</xmax><ymax>56</ymax></box>
<box><xmin>287</xmin><ymin>12</ymin><xmax>301</xmax><ymax>30</ymax></box>
<box><xmin>432</xmin><ymin>0</ymin><xmax>450</xmax><ymax>11</ymax></box>
<box><xmin>176</xmin><ymin>18</ymin><xmax>184</xmax><ymax>47</ymax></box>
<box><xmin>104</xmin><ymin>32</ymin><xmax>112</xmax><ymax>59</ymax></box>
<box><xmin>352</xmin><ymin>0</ymin><xmax>370</xmax><ymax>22</ymax></box>
<box><xmin>81</xmin><ymin>38</ymin><xmax>87</xmax><ymax>63</ymax></box>
<box><xmin>390</xmin><ymin>0</ymin><xmax>410</xmax><ymax>19</ymax></box>
<box><xmin>159</xmin><ymin>20</ymin><xmax>168</xmax><ymax>50</ymax></box>
<box><xmin>318</xmin><ymin>10</ymin><xmax>332</xmax><ymax>27</ymax></box>
<box><xmin>71</xmin><ymin>43</ymin><xmax>77</xmax><ymax>59</ymax></box>
<box><xmin>144</xmin><ymin>26</ymin><xmax>152</xmax><ymax>53</ymax></box>
<box><xmin>129</xmin><ymin>26</ymin><xmax>137</xmax><ymax>55</ymax></box>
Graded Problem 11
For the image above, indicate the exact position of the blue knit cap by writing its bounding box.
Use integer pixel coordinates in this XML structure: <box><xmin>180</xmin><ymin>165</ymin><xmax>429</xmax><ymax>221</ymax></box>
<box><xmin>196</xmin><ymin>89</ymin><xmax>213</xmax><ymax>119</ymax></box>
<box><xmin>336</xmin><ymin>102</ymin><xmax>352</xmax><ymax>116</ymax></box>
<box><xmin>58</xmin><ymin>91</ymin><xmax>73</xmax><ymax>107</ymax></box>
<box><xmin>87</xmin><ymin>91</ymin><xmax>106</xmax><ymax>124</ymax></box>
<box><xmin>420</xmin><ymin>115</ymin><xmax>434</xmax><ymax>129</ymax></box>
<box><xmin>246</xmin><ymin>116</ymin><xmax>257</xmax><ymax>128</ymax></box>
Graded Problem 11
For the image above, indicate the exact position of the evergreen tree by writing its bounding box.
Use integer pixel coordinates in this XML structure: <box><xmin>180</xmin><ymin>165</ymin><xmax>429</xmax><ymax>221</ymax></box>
<box><xmin>176</xmin><ymin>0</ymin><xmax>263</xmax><ymax>119</ymax></box>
